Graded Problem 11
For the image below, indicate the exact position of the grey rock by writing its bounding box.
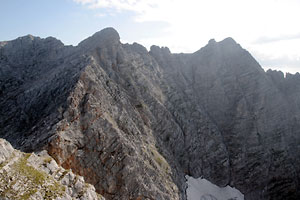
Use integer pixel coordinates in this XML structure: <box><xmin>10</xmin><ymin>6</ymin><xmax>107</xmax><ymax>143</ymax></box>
<box><xmin>200</xmin><ymin>194</ymin><xmax>218</xmax><ymax>200</ymax></box>
<box><xmin>0</xmin><ymin>139</ymin><xmax>14</xmax><ymax>164</ymax></box>
<box><xmin>0</xmin><ymin>28</ymin><xmax>300</xmax><ymax>200</ymax></box>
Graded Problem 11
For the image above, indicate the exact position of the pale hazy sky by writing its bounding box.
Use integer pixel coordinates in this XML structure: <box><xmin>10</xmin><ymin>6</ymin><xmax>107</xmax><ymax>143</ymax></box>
<box><xmin>1</xmin><ymin>0</ymin><xmax>300</xmax><ymax>74</ymax></box>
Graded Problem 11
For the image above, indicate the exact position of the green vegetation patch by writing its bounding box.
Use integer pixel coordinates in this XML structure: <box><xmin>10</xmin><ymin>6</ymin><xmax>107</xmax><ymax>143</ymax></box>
<box><xmin>44</xmin><ymin>182</ymin><xmax>65</xmax><ymax>200</ymax></box>
<box><xmin>13</xmin><ymin>153</ymin><xmax>46</xmax><ymax>185</ymax></box>
<box><xmin>0</xmin><ymin>153</ymin><xmax>65</xmax><ymax>200</ymax></box>
<box><xmin>43</xmin><ymin>156</ymin><xmax>52</xmax><ymax>165</ymax></box>
<box><xmin>149</xmin><ymin>146</ymin><xmax>170</xmax><ymax>174</ymax></box>
<box><xmin>0</xmin><ymin>163</ymin><xmax>4</xmax><ymax>170</ymax></box>
<box><xmin>19</xmin><ymin>189</ymin><xmax>37</xmax><ymax>200</ymax></box>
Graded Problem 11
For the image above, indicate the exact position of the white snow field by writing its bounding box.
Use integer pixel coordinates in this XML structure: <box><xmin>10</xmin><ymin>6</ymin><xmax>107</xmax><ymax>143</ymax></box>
<box><xmin>186</xmin><ymin>176</ymin><xmax>244</xmax><ymax>200</ymax></box>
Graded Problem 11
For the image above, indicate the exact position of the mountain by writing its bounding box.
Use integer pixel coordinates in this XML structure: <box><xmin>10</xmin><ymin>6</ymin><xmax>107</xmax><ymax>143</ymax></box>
<box><xmin>0</xmin><ymin>27</ymin><xmax>299</xmax><ymax>200</ymax></box>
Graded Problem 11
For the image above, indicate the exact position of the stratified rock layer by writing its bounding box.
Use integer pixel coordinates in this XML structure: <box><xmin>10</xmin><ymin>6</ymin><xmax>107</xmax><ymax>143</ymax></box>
<box><xmin>0</xmin><ymin>28</ymin><xmax>299</xmax><ymax>200</ymax></box>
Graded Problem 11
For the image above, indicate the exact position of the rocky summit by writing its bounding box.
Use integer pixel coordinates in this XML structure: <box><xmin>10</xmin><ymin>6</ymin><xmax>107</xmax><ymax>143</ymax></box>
<box><xmin>0</xmin><ymin>27</ymin><xmax>299</xmax><ymax>200</ymax></box>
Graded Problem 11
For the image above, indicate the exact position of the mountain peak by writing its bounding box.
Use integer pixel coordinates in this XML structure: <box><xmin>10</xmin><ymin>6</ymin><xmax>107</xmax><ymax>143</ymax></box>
<box><xmin>150</xmin><ymin>45</ymin><xmax>171</xmax><ymax>54</ymax></box>
<box><xmin>93</xmin><ymin>27</ymin><xmax>120</xmax><ymax>41</ymax></box>
<box><xmin>219</xmin><ymin>37</ymin><xmax>238</xmax><ymax>46</ymax></box>
<box><xmin>78</xmin><ymin>27</ymin><xmax>120</xmax><ymax>50</ymax></box>
<box><xmin>208</xmin><ymin>39</ymin><xmax>216</xmax><ymax>44</ymax></box>
<box><xmin>22</xmin><ymin>34</ymin><xmax>36</xmax><ymax>40</ymax></box>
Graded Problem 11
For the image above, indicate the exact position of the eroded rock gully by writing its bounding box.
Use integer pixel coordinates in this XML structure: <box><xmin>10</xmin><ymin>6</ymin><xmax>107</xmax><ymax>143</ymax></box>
<box><xmin>0</xmin><ymin>28</ymin><xmax>299</xmax><ymax>200</ymax></box>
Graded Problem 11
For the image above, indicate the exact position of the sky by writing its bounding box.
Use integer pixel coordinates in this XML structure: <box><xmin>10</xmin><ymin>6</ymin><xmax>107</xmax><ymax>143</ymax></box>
<box><xmin>1</xmin><ymin>0</ymin><xmax>300</xmax><ymax>74</ymax></box>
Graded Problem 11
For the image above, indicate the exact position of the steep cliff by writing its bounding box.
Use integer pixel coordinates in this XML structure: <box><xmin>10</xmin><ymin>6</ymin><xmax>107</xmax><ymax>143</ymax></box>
<box><xmin>0</xmin><ymin>28</ymin><xmax>299</xmax><ymax>200</ymax></box>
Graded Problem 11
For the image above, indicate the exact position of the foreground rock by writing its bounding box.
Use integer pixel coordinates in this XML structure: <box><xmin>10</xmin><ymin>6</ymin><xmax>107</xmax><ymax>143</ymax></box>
<box><xmin>0</xmin><ymin>139</ymin><xmax>104</xmax><ymax>200</ymax></box>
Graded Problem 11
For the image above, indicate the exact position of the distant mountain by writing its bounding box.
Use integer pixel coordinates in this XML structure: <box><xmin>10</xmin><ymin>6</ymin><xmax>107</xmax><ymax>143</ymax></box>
<box><xmin>0</xmin><ymin>28</ymin><xmax>299</xmax><ymax>200</ymax></box>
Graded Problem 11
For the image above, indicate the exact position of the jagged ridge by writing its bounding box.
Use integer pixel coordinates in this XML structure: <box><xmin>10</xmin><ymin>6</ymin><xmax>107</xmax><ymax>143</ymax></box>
<box><xmin>0</xmin><ymin>28</ymin><xmax>300</xmax><ymax>200</ymax></box>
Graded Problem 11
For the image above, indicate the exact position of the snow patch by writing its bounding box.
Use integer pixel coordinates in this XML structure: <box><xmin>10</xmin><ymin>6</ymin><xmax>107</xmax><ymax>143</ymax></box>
<box><xmin>185</xmin><ymin>175</ymin><xmax>244</xmax><ymax>200</ymax></box>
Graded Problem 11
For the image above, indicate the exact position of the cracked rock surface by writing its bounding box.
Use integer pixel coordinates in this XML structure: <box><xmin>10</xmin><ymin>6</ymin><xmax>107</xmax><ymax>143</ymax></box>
<box><xmin>0</xmin><ymin>139</ymin><xmax>104</xmax><ymax>200</ymax></box>
<box><xmin>0</xmin><ymin>28</ymin><xmax>299</xmax><ymax>200</ymax></box>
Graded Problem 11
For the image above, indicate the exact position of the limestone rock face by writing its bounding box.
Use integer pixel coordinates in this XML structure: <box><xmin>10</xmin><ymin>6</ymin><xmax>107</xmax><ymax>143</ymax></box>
<box><xmin>0</xmin><ymin>28</ymin><xmax>300</xmax><ymax>200</ymax></box>
<box><xmin>0</xmin><ymin>139</ymin><xmax>104</xmax><ymax>200</ymax></box>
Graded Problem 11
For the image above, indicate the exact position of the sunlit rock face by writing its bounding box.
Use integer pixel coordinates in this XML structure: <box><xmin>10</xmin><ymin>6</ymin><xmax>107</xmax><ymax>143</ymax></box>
<box><xmin>0</xmin><ymin>28</ymin><xmax>300</xmax><ymax>200</ymax></box>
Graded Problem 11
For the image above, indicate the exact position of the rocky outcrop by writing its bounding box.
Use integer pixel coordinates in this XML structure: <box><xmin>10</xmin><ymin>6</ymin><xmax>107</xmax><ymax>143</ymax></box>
<box><xmin>0</xmin><ymin>139</ymin><xmax>104</xmax><ymax>200</ymax></box>
<box><xmin>0</xmin><ymin>28</ymin><xmax>299</xmax><ymax>200</ymax></box>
